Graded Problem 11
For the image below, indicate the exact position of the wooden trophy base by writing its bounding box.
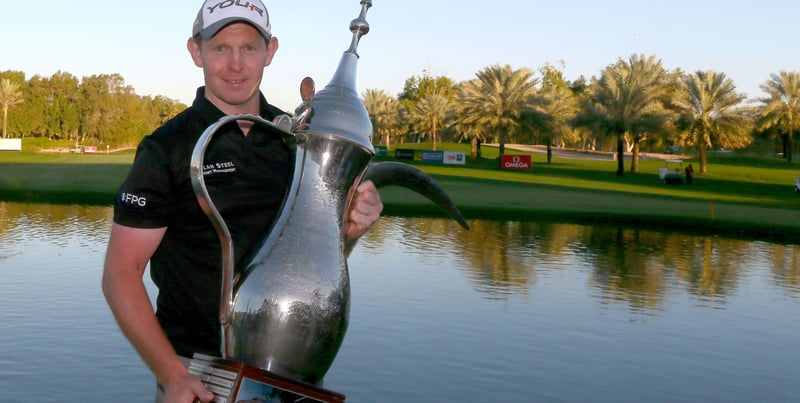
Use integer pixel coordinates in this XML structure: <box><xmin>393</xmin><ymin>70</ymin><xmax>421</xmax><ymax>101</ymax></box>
<box><xmin>188</xmin><ymin>353</ymin><xmax>345</xmax><ymax>403</ymax></box>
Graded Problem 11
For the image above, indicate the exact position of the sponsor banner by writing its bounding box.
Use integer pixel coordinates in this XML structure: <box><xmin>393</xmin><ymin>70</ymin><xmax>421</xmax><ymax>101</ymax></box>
<box><xmin>443</xmin><ymin>151</ymin><xmax>466</xmax><ymax>165</ymax></box>
<box><xmin>501</xmin><ymin>154</ymin><xmax>531</xmax><ymax>170</ymax></box>
<box><xmin>0</xmin><ymin>138</ymin><xmax>22</xmax><ymax>151</ymax></box>
<box><xmin>395</xmin><ymin>149</ymin><xmax>414</xmax><ymax>160</ymax></box>
<box><xmin>374</xmin><ymin>145</ymin><xmax>387</xmax><ymax>157</ymax></box>
<box><xmin>421</xmin><ymin>151</ymin><xmax>444</xmax><ymax>163</ymax></box>
<box><xmin>83</xmin><ymin>146</ymin><xmax>98</xmax><ymax>153</ymax></box>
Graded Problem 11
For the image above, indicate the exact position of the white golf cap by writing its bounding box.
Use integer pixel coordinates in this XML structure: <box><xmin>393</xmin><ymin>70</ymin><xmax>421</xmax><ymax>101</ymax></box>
<box><xmin>193</xmin><ymin>0</ymin><xmax>271</xmax><ymax>40</ymax></box>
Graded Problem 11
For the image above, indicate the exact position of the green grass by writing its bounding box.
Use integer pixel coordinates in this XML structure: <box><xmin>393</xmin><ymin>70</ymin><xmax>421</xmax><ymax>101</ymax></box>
<box><xmin>382</xmin><ymin>143</ymin><xmax>799</xmax><ymax>208</ymax></box>
<box><xmin>2</xmin><ymin>143</ymin><xmax>799</xmax><ymax>244</ymax></box>
<box><xmin>0</xmin><ymin>150</ymin><xmax>134</xmax><ymax>204</ymax></box>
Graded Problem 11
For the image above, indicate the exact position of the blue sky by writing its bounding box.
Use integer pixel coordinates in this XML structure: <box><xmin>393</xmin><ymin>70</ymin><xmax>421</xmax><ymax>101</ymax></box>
<box><xmin>3</xmin><ymin>1</ymin><xmax>798</xmax><ymax>111</ymax></box>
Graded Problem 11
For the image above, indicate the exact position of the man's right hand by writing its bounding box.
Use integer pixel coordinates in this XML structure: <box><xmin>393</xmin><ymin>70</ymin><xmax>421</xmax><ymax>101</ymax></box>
<box><xmin>162</xmin><ymin>372</ymin><xmax>215</xmax><ymax>403</ymax></box>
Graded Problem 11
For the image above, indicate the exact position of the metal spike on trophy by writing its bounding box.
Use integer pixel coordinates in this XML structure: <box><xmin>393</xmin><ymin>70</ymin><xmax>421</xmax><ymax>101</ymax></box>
<box><xmin>188</xmin><ymin>1</ymin><xmax>468</xmax><ymax>400</ymax></box>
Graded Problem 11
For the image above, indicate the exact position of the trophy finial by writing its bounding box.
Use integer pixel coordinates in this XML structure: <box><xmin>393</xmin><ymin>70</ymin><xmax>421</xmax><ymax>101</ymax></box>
<box><xmin>299</xmin><ymin>0</ymin><xmax>375</xmax><ymax>150</ymax></box>
<box><xmin>347</xmin><ymin>0</ymin><xmax>372</xmax><ymax>56</ymax></box>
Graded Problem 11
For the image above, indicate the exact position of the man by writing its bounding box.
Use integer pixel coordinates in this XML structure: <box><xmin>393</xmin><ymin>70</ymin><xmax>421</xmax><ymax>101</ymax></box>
<box><xmin>684</xmin><ymin>163</ymin><xmax>694</xmax><ymax>184</ymax></box>
<box><xmin>101</xmin><ymin>1</ymin><xmax>383</xmax><ymax>402</ymax></box>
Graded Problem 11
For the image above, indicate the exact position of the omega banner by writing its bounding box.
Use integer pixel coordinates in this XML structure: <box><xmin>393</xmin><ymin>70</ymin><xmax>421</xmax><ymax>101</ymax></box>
<box><xmin>501</xmin><ymin>154</ymin><xmax>532</xmax><ymax>170</ymax></box>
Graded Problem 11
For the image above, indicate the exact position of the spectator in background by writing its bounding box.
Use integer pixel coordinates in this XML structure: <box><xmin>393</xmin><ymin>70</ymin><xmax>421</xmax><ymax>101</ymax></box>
<box><xmin>685</xmin><ymin>163</ymin><xmax>694</xmax><ymax>184</ymax></box>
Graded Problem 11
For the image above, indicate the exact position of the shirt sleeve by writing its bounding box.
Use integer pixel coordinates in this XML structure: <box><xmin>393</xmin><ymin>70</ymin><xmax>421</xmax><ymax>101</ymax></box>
<box><xmin>112</xmin><ymin>137</ymin><xmax>176</xmax><ymax>229</ymax></box>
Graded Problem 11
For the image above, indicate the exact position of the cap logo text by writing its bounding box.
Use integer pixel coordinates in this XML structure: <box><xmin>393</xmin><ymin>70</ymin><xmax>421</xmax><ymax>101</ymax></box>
<box><xmin>206</xmin><ymin>0</ymin><xmax>264</xmax><ymax>17</ymax></box>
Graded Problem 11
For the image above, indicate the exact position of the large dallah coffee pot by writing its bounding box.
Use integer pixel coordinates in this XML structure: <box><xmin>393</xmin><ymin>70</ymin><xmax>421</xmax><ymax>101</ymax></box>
<box><xmin>190</xmin><ymin>0</ymin><xmax>468</xmax><ymax>386</ymax></box>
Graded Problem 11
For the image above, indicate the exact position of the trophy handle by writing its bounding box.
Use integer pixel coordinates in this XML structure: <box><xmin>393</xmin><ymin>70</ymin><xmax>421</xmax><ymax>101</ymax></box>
<box><xmin>189</xmin><ymin>113</ymin><xmax>295</xmax><ymax>358</ymax></box>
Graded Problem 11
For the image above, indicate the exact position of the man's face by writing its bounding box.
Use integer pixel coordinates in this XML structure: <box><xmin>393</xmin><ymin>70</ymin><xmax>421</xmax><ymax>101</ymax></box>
<box><xmin>188</xmin><ymin>22</ymin><xmax>278</xmax><ymax>114</ymax></box>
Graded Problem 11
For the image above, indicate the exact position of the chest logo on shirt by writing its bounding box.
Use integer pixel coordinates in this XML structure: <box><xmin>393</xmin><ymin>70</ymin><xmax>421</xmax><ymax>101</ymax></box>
<box><xmin>203</xmin><ymin>161</ymin><xmax>237</xmax><ymax>176</ymax></box>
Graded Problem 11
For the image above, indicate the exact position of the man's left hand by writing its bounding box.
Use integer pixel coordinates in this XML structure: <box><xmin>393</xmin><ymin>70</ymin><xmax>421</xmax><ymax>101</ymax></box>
<box><xmin>345</xmin><ymin>180</ymin><xmax>383</xmax><ymax>241</ymax></box>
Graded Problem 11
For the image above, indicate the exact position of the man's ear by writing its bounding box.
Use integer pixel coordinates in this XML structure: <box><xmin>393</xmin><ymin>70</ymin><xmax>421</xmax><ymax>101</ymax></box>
<box><xmin>265</xmin><ymin>36</ymin><xmax>279</xmax><ymax>67</ymax></box>
<box><xmin>187</xmin><ymin>37</ymin><xmax>203</xmax><ymax>68</ymax></box>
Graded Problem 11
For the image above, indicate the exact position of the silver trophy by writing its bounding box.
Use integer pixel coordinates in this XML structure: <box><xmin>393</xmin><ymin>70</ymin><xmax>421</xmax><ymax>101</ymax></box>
<box><xmin>189</xmin><ymin>0</ymin><xmax>468</xmax><ymax>394</ymax></box>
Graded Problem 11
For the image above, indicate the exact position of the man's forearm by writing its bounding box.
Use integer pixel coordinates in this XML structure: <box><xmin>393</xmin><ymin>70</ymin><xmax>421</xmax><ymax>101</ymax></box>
<box><xmin>102</xmin><ymin>267</ymin><xmax>188</xmax><ymax>387</ymax></box>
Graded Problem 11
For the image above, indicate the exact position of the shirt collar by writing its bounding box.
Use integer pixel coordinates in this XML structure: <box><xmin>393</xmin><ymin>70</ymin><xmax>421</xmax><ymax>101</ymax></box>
<box><xmin>192</xmin><ymin>86</ymin><xmax>283</xmax><ymax>126</ymax></box>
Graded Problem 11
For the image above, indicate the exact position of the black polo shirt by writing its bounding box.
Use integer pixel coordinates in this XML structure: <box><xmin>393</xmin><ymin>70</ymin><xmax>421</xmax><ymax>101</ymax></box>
<box><xmin>113</xmin><ymin>87</ymin><xmax>293</xmax><ymax>357</ymax></box>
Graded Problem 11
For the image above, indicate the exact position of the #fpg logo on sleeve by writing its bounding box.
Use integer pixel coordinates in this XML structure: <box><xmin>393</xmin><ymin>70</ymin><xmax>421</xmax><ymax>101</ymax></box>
<box><xmin>121</xmin><ymin>193</ymin><xmax>147</xmax><ymax>207</ymax></box>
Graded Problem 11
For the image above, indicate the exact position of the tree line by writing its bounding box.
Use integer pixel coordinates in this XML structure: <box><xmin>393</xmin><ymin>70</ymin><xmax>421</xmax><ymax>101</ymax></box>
<box><xmin>2</xmin><ymin>53</ymin><xmax>799</xmax><ymax>175</ymax></box>
<box><xmin>0</xmin><ymin>70</ymin><xmax>185</xmax><ymax>148</ymax></box>
<box><xmin>364</xmin><ymin>55</ymin><xmax>800</xmax><ymax>175</ymax></box>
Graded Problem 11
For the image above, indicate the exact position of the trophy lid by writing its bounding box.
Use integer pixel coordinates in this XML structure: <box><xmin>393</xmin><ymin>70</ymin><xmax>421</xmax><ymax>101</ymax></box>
<box><xmin>301</xmin><ymin>1</ymin><xmax>374</xmax><ymax>151</ymax></box>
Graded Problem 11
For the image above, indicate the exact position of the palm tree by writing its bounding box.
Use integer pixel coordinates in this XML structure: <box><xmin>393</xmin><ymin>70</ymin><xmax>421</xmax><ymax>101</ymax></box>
<box><xmin>672</xmin><ymin>70</ymin><xmax>751</xmax><ymax>173</ymax></box>
<box><xmin>398</xmin><ymin>73</ymin><xmax>455</xmax><ymax>145</ymax></box>
<box><xmin>534</xmin><ymin>84</ymin><xmax>579</xmax><ymax>163</ymax></box>
<box><xmin>452</xmin><ymin>81</ymin><xmax>487</xmax><ymax>160</ymax></box>
<box><xmin>581</xmin><ymin>54</ymin><xmax>673</xmax><ymax>175</ymax></box>
<box><xmin>0</xmin><ymin>78</ymin><xmax>24</xmax><ymax>138</ymax></box>
<box><xmin>408</xmin><ymin>93</ymin><xmax>451</xmax><ymax>150</ymax></box>
<box><xmin>757</xmin><ymin>71</ymin><xmax>800</xmax><ymax>162</ymax></box>
<box><xmin>456</xmin><ymin>64</ymin><xmax>538</xmax><ymax>159</ymax></box>
<box><xmin>362</xmin><ymin>88</ymin><xmax>403</xmax><ymax>150</ymax></box>
<box><xmin>534</xmin><ymin>63</ymin><xmax>582</xmax><ymax>162</ymax></box>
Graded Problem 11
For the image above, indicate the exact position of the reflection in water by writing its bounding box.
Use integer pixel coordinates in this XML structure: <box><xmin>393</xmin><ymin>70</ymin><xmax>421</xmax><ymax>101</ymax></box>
<box><xmin>1</xmin><ymin>202</ymin><xmax>799</xmax><ymax>402</ymax></box>
<box><xmin>769</xmin><ymin>244</ymin><xmax>800</xmax><ymax>295</ymax></box>
<box><xmin>0</xmin><ymin>202</ymin><xmax>139</xmax><ymax>401</ymax></box>
<box><xmin>2</xmin><ymin>200</ymin><xmax>798</xmax><ymax>310</ymax></box>
<box><xmin>361</xmin><ymin>215</ymin><xmax>800</xmax><ymax>311</ymax></box>
<box><xmin>345</xmin><ymin>216</ymin><xmax>800</xmax><ymax>402</ymax></box>
<box><xmin>0</xmin><ymin>201</ymin><xmax>112</xmax><ymax>245</ymax></box>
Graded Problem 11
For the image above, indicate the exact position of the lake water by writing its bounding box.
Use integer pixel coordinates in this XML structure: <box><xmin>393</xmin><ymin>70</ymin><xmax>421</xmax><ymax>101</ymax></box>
<box><xmin>0</xmin><ymin>202</ymin><xmax>798</xmax><ymax>402</ymax></box>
